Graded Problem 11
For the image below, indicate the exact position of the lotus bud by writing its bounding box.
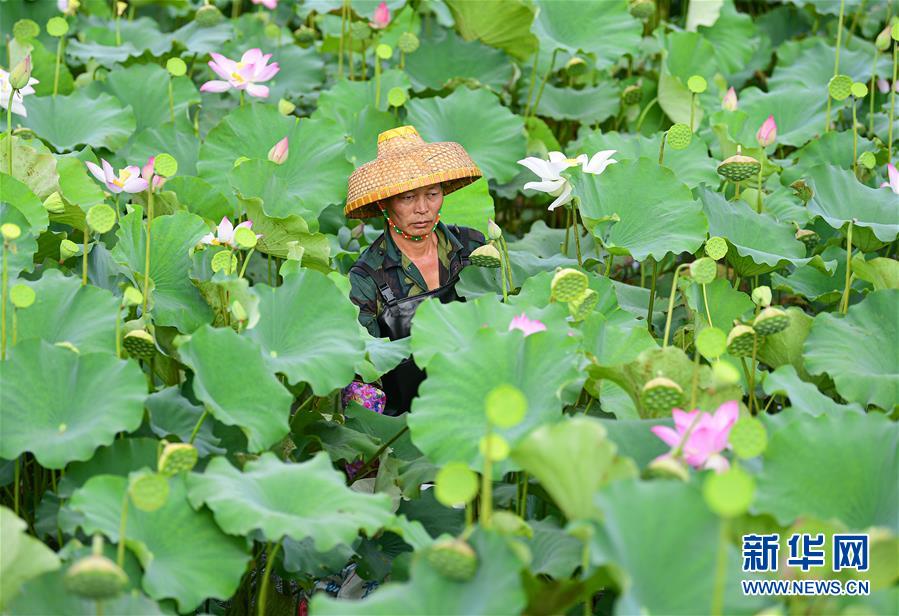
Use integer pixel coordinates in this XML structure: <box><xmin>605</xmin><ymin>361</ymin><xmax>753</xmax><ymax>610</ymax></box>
<box><xmin>753</xmin><ymin>307</ymin><xmax>789</xmax><ymax>336</ymax></box>
<box><xmin>122</xmin><ymin>286</ymin><xmax>143</xmax><ymax>307</ymax></box>
<box><xmin>397</xmin><ymin>31</ymin><xmax>420</xmax><ymax>54</ymax></box>
<box><xmin>277</xmin><ymin>98</ymin><xmax>296</xmax><ymax>116</ymax></box>
<box><xmin>158</xmin><ymin>442</ymin><xmax>198</xmax><ymax>476</ymax></box>
<box><xmin>469</xmin><ymin>244</ymin><xmax>502</xmax><ymax>268</ymax></box>
<box><xmin>877</xmin><ymin>78</ymin><xmax>891</xmax><ymax>94</ymax></box>
<box><xmin>370</xmin><ymin>1</ymin><xmax>390</xmax><ymax>29</ymax></box>
<box><xmin>550</xmin><ymin>267</ymin><xmax>588</xmax><ymax>302</ymax></box>
<box><xmin>646</xmin><ymin>453</ymin><xmax>689</xmax><ymax>481</ymax></box>
<box><xmin>43</xmin><ymin>191</ymin><xmax>66</xmax><ymax>214</ymax></box>
<box><xmin>267</xmin><ymin>137</ymin><xmax>289</xmax><ymax>165</ymax></box>
<box><xmin>876</xmin><ymin>25</ymin><xmax>892</xmax><ymax>51</ymax></box>
<box><xmin>726</xmin><ymin>324</ymin><xmax>756</xmax><ymax>357</ymax></box>
<box><xmin>59</xmin><ymin>238</ymin><xmax>79</xmax><ymax>261</ymax></box>
<box><xmin>141</xmin><ymin>156</ymin><xmax>156</xmax><ymax>183</ymax></box>
<box><xmin>123</xmin><ymin>329</ymin><xmax>156</xmax><ymax>360</ymax></box>
<box><xmin>722</xmin><ymin>86</ymin><xmax>738</xmax><ymax>111</ymax></box>
<box><xmin>621</xmin><ymin>84</ymin><xmax>643</xmax><ymax>106</ymax></box>
<box><xmin>641</xmin><ymin>376</ymin><xmax>684</xmax><ymax>415</ymax></box>
<box><xmin>717</xmin><ymin>148</ymin><xmax>761</xmax><ymax>182</ymax></box>
<box><xmin>231</xmin><ymin>299</ymin><xmax>248</xmax><ymax>322</ymax></box>
<box><xmin>755</xmin><ymin>115</ymin><xmax>777</xmax><ymax>148</ymax></box>
<box><xmin>751</xmin><ymin>285</ymin><xmax>772</xmax><ymax>307</ymax></box>
<box><xmin>487</xmin><ymin>218</ymin><xmax>502</xmax><ymax>241</ymax></box>
<box><xmin>9</xmin><ymin>55</ymin><xmax>32</xmax><ymax>90</ymax></box>
<box><xmin>426</xmin><ymin>539</ymin><xmax>478</xmax><ymax>582</ymax></box>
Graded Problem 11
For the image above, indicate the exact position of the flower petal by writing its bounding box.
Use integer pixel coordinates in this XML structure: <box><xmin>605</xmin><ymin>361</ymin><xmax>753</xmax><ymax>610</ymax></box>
<box><xmin>650</xmin><ymin>425</ymin><xmax>682</xmax><ymax>448</ymax></box>
<box><xmin>546</xmin><ymin>182</ymin><xmax>573</xmax><ymax>211</ymax></box>
<box><xmin>241</xmin><ymin>48</ymin><xmax>264</xmax><ymax>66</ymax></box>
<box><xmin>101</xmin><ymin>159</ymin><xmax>116</xmax><ymax>182</ymax></box>
<box><xmin>517</xmin><ymin>156</ymin><xmax>559</xmax><ymax>180</ymax></box>
<box><xmin>200</xmin><ymin>80</ymin><xmax>232</xmax><ymax>93</ymax></box>
<box><xmin>583</xmin><ymin>150</ymin><xmax>618</xmax><ymax>174</ymax></box>
<box><xmin>245</xmin><ymin>83</ymin><xmax>270</xmax><ymax>98</ymax></box>
<box><xmin>85</xmin><ymin>161</ymin><xmax>107</xmax><ymax>184</ymax></box>
<box><xmin>523</xmin><ymin>178</ymin><xmax>565</xmax><ymax>194</ymax></box>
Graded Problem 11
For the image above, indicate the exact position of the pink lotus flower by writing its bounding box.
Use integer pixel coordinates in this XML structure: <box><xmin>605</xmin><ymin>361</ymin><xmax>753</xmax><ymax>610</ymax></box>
<box><xmin>141</xmin><ymin>156</ymin><xmax>166</xmax><ymax>191</ymax></box>
<box><xmin>508</xmin><ymin>313</ymin><xmax>547</xmax><ymax>337</ymax></box>
<box><xmin>370</xmin><ymin>2</ymin><xmax>390</xmax><ymax>29</ymax></box>
<box><xmin>251</xmin><ymin>0</ymin><xmax>277</xmax><ymax>8</ymax></box>
<box><xmin>200</xmin><ymin>216</ymin><xmax>263</xmax><ymax>248</ymax></box>
<box><xmin>85</xmin><ymin>159</ymin><xmax>149</xmax><ymax>194</ymax></box>
<box><xmin>756</xmin><ymin>115</ymin><xmax>777</xmax><ymax>148</ymax></box>
<box><xmin>722</xmin><ymin>87</ymin><xmax>738</xmax><ymax>111</ymax></box>
<box><xmin>876</xmin><ymin>78</ymin><xmax>899</xmax><ymax>94</ymax></box>
<box><xmin>881</xmin><ymin>163</ymin><xmax>899</xmax><ymax>194</ymax></box>
<box><xmin>200</xmin><ymin>48</ymin><xmax>280</xmax><ymax>99</ymax></box>
<box><xmin>0</xmin><ymin>68</ymin><xmax>38</xmax><ymax>117</ymax></box>
<box><xmin>268</xmin><ymin>137</ymin><xmax>289</xmax><ymax>165</ymax></box>
<box><xmin>650</xmin><ymin>400</ymin><xmax>739</xmax><ymax>474</ymax></box>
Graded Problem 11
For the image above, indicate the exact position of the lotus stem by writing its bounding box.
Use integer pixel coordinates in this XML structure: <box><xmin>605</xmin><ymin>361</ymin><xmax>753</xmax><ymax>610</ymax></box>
<box><xmin>116</xmin><ymin>489</ymin><xmax>129</xmax><ymax>568</ymax></box>
<box><xmin>662</xmin><ymin>264</ymin><xmax>689</xmax><ymax>348</ymax></box>
<box><xmin>142</xmin><ymin>189</ymin><xmax>153</xmax><ymax>315</ymax></box>
<box><xmin>890</xmin><ymin>40</ymin><xmax>897</xmax><ymax>162</ymax></box>
<box><xmin>846</xmin><ymin>0</ymin><xmax>866</xmax><ymax>42</ymax></box>
<box><xmin>13</xmin><ymin>457</ymin><xmax>18</xmax><ymax>515</ymax></box>
<box><xmin>658</xmin><ymin>131</ymin><xmax>667</xmax><ymax>166</ymax></box>
<box><xmin>238</xmin><ymin>247</ymin><xmax>255</xmax><ymax>279</ymax></box>
<box><xmin>825</xmin><ymin>0</ymin><xmax>846</xmax><ymax>132</ymax></box>
<box><xmin>605</xmin><ymin>252</ymin><xmax>612</xmax><ymax>277</ymax></box>
<box><xmin>239</xmin><ymin>90</ymin><xmax>245</xmax><ymax>108</ymax></box>
<box><xmin>500</xmin><ymin>252</ymin><xmax>508</xmax><ymax>302</ymax></box>
<box><xmin>530</xmin><ymin>48</ymin><xmax>559</xmax><ymax>119</ymax></box>
<box><xmin>82</xmin><ymin>229</ymin><xmax>89</xmax><ymax>286</ymax></box>
<box><xmin>690</xmin><ymin>345</ymin><xmax>701</xmax><ymax>410</ymax></box>
<box><xmin>267</xmin><ymin>252</ymin><xmax>272</xmax><ymax>286</ymax></box>
<box><xmin>647</xmin><ymin>258</ymin><xmax>658</xmax><ymax>333</ymax></box>
<box><xmin>1</xmin><ymin>240</ymin><xmax>7</xmax><ymax>360</ymax></box>
<box><xmin>53</xmin><ymin>36</ymin><xmax>64</xmax><ymax>98</ymax></box>
<box><xmin>755</xmin><ymin>166</ymin><xmax>763</xmax><ymax>213</ymax></box>
<box><xmin>499</xmin><ymin>236</ymin><xmax>514</xmax><ymax>291</ymax></box>
<box><xmin>572</xmin><ymin>204</ymin><xmax>583</xmax><ymax>268</ymax></box>
<box><xmin>11</xmin><ymin>307</ymin><xmax>16</xmax><ymax>346</ymax></box>
<box><xmin>7</xmin><ymin>89</ymin><xmax>13</xmax><ymax>175</ymax></box>
<box><xmin>635</xmin><ymin>97</ymin><xmax>659</xmax><ymax>133</ymax></box>
<box><xmin>168</xmin><ymin>78</ymin><xmax>175</xmax><ymax>124</ymax></box>
<box><xmin>749</xmin><ymin>335</ymin><xmax>759</xmax><ymax>414</ymax></box>
<box><xmin>480</xmin><ymin>424</ymin><xmax>493</xmax><ymax>528</ymax></box>
<box><xmin>702</xmin><ymin>283</ymin><xmax>713</xmax><ymax>326</ymax></box>
<box><xmin>374</xmin><ymin>51</ymin><xmax>381</xmax><ymax>108</ymax></box>
<box><xmin>518</xmin><ymin>471</ymin><xmax>529</xmax><ymax>518</ymax></box>
<box><xmin>852</xmin><ymin>98</ymin><xmax>859</xmax><ymax>176</ymax></box>
<box><xmin>231</xmin><ymin>0</ymin><xmax>240</xmax><ymax>19</ymax></box>
<box><xmin>841</xmin><ymin>220</ymin><xmax>853</xmax><ymax>314</ymax></box>
<box><xmin>581</xmin><ymin>539</ymin><xmax>591</xmax><ymax>616</ymax></box>
<box><xmin>338</xmin><ymin>0</ymin><xmax>348</xmax><ymax>79</ymax></box>
<box><xmin>522</xmin><ymin>45</ymin><xmax>540</xmax><ymax>117</ymax></box>
<box><xmin>563</xmin><ymin>207</ymin><xmax>571</xmax><ymax>255</ymax></box>
<box><xmin>115</xmin><ymin>304</ymin><xmax>122</xmax><ymax>358</ymax></box>
<box><xmin>710</xmin><ymin>517</ymin><xmax>730</xmax><ymax>616</ymax></box>
<box><xmin>189</xmin><ymin>408</ymin><xmax>210</xmax><ymax>444</ymax></box>
<box><xmin>690</xmin><ymin>93</ymin><xmax>696</xmax><ymax>132</ymax></box>
<box><xmin>870</xmin><ymin>49</ymin><xmax>878</xmax><ymax>136</ymax></box>
<box><xmin>256</xmin><ymin>541</ymin><xmax>281</xmax><ymax>616</ymax></box>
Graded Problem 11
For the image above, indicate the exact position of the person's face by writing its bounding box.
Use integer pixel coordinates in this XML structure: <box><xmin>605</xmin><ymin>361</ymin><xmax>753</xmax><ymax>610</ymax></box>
<box><xmin>383</xmin><ymin>183</ymin><xmax>443</xmax><ymax>234</ymax></box>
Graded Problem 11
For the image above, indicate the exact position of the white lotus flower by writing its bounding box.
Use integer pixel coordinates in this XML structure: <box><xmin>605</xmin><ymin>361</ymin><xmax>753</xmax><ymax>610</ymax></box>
<box><xmin>517</xmin><ymin>150</ymin><xmax>618</xmax><ymax>211</ymax></box>
<box><xmin>200</xmin><ymin>216</ymin><xmax>262</xmax><ymax>248</ymax></box>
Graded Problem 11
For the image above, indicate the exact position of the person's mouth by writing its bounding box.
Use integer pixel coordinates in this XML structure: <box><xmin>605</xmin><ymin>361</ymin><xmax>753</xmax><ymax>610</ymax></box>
<box><xmin>411</xmin><ymin>221</ymin><xmax>431</xmax><ymax>228</ymax></box>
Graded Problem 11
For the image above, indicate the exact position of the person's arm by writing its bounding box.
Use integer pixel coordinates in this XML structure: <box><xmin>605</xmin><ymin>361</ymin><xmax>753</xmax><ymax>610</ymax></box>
<box><xmin>348</xmin><ymin>269</ymin><xmax>381</xmax><ymax>338</ymax></box>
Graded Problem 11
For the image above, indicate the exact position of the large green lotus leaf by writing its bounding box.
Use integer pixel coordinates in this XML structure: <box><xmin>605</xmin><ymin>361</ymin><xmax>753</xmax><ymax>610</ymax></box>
<box><xmin>0</xmin><ymin>136</ymin><xmax>58</xmax><ymax>200</ymax></box>
<box><xmin>803</xmin><ymin>290</ymin><xmax>899</xmax><ymax>410</ymax></box>
<box><xmin>805</xmin><ymin>164</ymin><xmax>899</xmax><ymax>244</ymax></box>
<box><xmin>0</xmin><ymin>507</ymin><xmax>60</xmax><ymax>612</ymax></box>
<box><xmin>598</xmin><ymin>418</ymin><xmax>670</xmax><ymax>468</ymax></box>
<box><xmin>532</xmin><ymin>83</ymin><xmax>620</xmax><ymax>124</ymax></box>
<box><xmin>571</xmin><ymin>129</ymin><xmax>719</xmax><ymax>189</ymax></box>
<box><xmin>23</xmin><ymin>92</ymin><xmax>135</xmax><ymax>152</ymax></box>
<box><xmin>574</xmin><ymin>159</ymin><xmax>708</xmax><ymax>261</ymax></box>
<box><xmin>0</xmin><ymin>339</ymin><xmax>146</xmax><ymax>468</ymax></box>
<box><xmin>229</xmin><ymin>118</ymin><xmax>352</xmax><ymax>220</ymax></box>
<box><xmin>178</xmin><ymin>324</ymin><xmax>292</xmax><ymax>452</ymax></box>
<box><xmin>146</xmin><ymin>387</ymin><xmax>224</xmax><ymax>458</ymax></box>
<box><xmin>0</xmin><ymin>174</ymin><xmax>46</xmax><ymax>280</ymax></box>
<box><xmin>405</xmin><ymin>87</ymin><xmax>526</xmax><ymax>185</ymax></box>
<box><xmin>444</xmin><ymin>0</ymin><xmax>536</xmax><ymax>60</ymax></box>
<box><xmin>404</xmin><ymin>28</ymin><xmax>514</xmax><ymax>92</ymax></box>
<box><xmin>697</xmin><ymin>187</ymin><xmax>814</xmax><ymax>276</ymax></box>
<box><xmin>88</xmin><ymin>65</ymin><xmax>199</xmax><ymax>133</ymax></box>
<box><xmin>242</xmin><ymin>198</ymin><xmax>330</xmax><ymax>270</ymax></box>
<box><xmin>56</xmin><ymin>156</ymin><xmax>107</xmax><ymax>208</ymax></box>
<box><xmin>439</xmin><ymin>178</ymin><xmax>494</xmax><ymax>236</ymax></box>
<box><xmin>313</xmin><ymin>69</ymin><xmax>411</xmax><ymax>123</ymax></box>
<box><xmin>852</xmin><ymin>255</ymin><xmax>899</xmax><ymax>291</ymax></box>
<box><xmin>171</xmin><ymin>21</ymin><xmax>233</xmax><ymax>56</ymax></box>
<box><xmin>197</xmin><ymin>103</ymin><xmax>297</xmax><ymax>199</ymax></box>
<box><xmin>697</xmin><ymin>2</ymin><xmax>757</xmax><ymax>78</ymax></box>
<box><xmin>408</xmin><ymin>327</ymin><xmax>580</xmax><ymax>472</ymax></box>
<box><xmin>7</xmin><ymin>570</ymin><xmax>162</xmax><ymax>616</ymax></box>
<box><xmin>580</xmin><ymin>310</ymin><xmax>657</xmax><ymax>367</ymax></box>
<box><xmin>9</xmin><ymin>269</ymin><xmax>117</xmax><ymax>354</ymax></box>
<box><xmin>531</xmin><ymin>0</ymin><xmax>641</xmax><ymax>70</ymax></box>
<box><xmin>756</xmin><ymin>307</ymin><xmax>815</xmax><ymax>380</ymax></box>
<box><xmin>590</xmin><ymin>480</ymin><xmax>767</xmax><ymax>615</ymax></box>
<box><xmin>57</xmin><ymin>437</ymin><xmax>159</xmax><ymax>499</ymax></box>
<box><xmin>762</xmin><ymin>366</ymin><xmax>864</xmax><ymax>416</ymax></box>
<box><xmin>68</xmin><ymin>17</ymin><xmax>173</xmax><ymax>66</ymax></box>
<box><xmin>657</xmin><ymin>67</ymin><xmax>704</xmax><ymax>127</ymax></box>
<box><xmin>666</xmin><ymin>31</ymin><xmax>719</xmax><ymax>81</ymax></box>
<box><xmin>732</xmin><ymin>86</ymin><xmax>825</xmax><ymax>148</ymax></box>
<box><xmin>755</xmin><ymin>411</ymin><xmax>898</xmax><ymax>531</ymax></box>
<box><xmin>527</xmin><ymin>519</ymin><xmax>581</xmax><ymax>579</ymax></box>
<box><xmin>112</xmin><ymin>207</ymin><xmax>213</xmax><ymax>333</ymax></box>
<box><xmin>243</xmin><ymin>269</ymin><xmax>365</xmax><ymax>395</ymax></box>
<box><xmin>511</xmin><ymin>417</ymin><xmax>630</xmax><ymax>520</ymax></box>
<box><xmin>771</xmin><ymin>245</ymin><xmax>850</xmax><ymax>305</ymax></box>
<box><xmin>320</xmin><ymin>104</ymin><xmax>394</xmax><ymax>168</ymax></box>
<box><xmin>781</xmin><ymin>131</ymin><xmax>875</xmax><ymax>186</ymax></box>
<box><xmin>312</xmin><ymin>529</ymin><xmax>526</xmax><ymax>615</ymax></box>
<box><xmin>510</xmin><ymin>271</ymin><xmax>617</xmax><ymax>319</ymax></box>
<box><xmin>187</xmin><ymin>452</ymin><xmax>393</xmax><ymax>550</ymax></box>
<box><xmin>159</xmin><ymin>176</ymin><xmax>235</xmax><ymax>222</ymax></box>
<box><xmin>128</xmin><ymin>120</ymin><xmax>200</xmax><ymax>178</ymax></box>
<box><xmin>769</xmin><ymin>38</ymin><xmax>887</xmax><ymax>91</ymax></box>
<box><xmin>69</xmin><ymin>475</ymin><xmax>249</xmax><ymax>612</ymax></box>
<box><xmin>684</xmin><ymin>278</ymin><xmax>754</xmax><ymax>334</ymax></box>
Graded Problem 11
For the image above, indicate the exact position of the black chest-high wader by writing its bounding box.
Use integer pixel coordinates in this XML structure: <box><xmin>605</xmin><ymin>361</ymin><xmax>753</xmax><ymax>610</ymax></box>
<box><xmin>350</xmin><ymin>231</ymin><xmax>470</xmax><ymax>416</ymax></box>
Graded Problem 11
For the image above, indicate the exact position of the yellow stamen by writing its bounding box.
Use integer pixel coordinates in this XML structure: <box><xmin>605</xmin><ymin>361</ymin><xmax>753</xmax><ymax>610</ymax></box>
<box><xmin>231</xmin><ymin>72</ymin><xmax>245</xmax><ymax>83</ymax></box>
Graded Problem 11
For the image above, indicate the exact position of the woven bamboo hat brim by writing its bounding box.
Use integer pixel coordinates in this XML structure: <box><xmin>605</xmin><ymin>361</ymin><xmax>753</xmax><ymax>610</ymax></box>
<box><xmin>345</xmin><ymin>125</ymin><xmax>483</xmax><ymax>219</ymax></box>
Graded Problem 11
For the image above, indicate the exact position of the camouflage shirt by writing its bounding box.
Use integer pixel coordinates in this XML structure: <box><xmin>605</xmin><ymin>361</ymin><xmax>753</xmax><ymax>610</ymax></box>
<box><xmin>348</xmin><ymin>221</ymin><xmax>486</xmax><ymax>338</ymax></box>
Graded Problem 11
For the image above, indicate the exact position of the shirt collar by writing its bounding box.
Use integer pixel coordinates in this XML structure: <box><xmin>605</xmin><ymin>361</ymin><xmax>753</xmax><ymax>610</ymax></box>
<box><xmin>380</xmin><ymin>220</ymin><xmax>462</xmax><ymax>270</ymax></box>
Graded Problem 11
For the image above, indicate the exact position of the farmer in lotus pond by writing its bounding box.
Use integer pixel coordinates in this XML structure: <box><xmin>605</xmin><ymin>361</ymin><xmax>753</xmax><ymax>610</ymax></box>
<box><xmin>343</xmin><ymin>125</ymin><xmax>486</xmax><ymax>416</ymax></box>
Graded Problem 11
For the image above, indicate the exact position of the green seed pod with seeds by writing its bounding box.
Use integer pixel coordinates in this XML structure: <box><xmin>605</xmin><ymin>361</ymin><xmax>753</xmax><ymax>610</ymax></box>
<box><xmin>628</xmin><ymin>0</ymin><xmax>655</xmax><ymax>20</ymax></box>
<box><xmin>790</xmin><ymin>179</ymin><xmax>813</xmax><ymax>203</ymax></box>
<box><xmin>568</xmin><ymin>287</ymin><xmax>598</xmax><ymax>321</ymax></box>
<box><xmin>795</xmin><ymin>228</ymin><xmax>818</xmax><ymax>251</ymax></box>
<box><xmin>1</xmin><ymin>223</ymin><xmax>21</xmax><ymax>240</ymax></box>
<box><xmin>645</xmin><ymin>454</ymin><xmax>689</xmax><ymax>481</ymax></box>
<box><xmin>426</xmin><ymin>539</ymin><xmax>478</xmax><ymax>582</ymax></box>
<box><xmin>729</xmin><ymin>416</ymin><xmax>768</xmax><ymax>459</ymax></box>
<box><xmin>551</xmin><ymin>268</ymin><xmax>588</xmax><ymax>302</ymax></box>
<box><xmin>641</xmin><ymin>376</ymin><xmax>684</xmax><ymax>415</ymax></box>
<box><xmin>10</xmin><ymin>284</ymin><xmax>35</xmax><ymax>309</ymax></box>
<box><xmin>827</xmin><ymin>75</ymin><xmax>853</xmax><ymax>101</ymax></box>
<box><xmin>689</xmin><ymin>257</ymin><xmax>717</xmax><ymax>285</ymax></box>
<box><xmin>751</xmin><ymin>286</ymin><xmax>772</xmax><ymax>307</ymax></box>
<box><xmin>158</xmin><ymin>442</ymin><xmax>198</xmax><ymax>476</ymax></box>
<box><xmin>726</xmin><ymin>324</ymin><xmax>757</xmax><ymax>357</ymax></box>
<box><xmin>752</xmin><ymin>306</ymin><xmax>789</xmax><ymax>336</ymax></box>
<box><xmin>122</xmin><ymin>286</ymin><xmax>143</xmax><ymax>307</ymax></box>
<box><xmin>154</xmin><ymin>153</ymin><xmax>178</xmax><ymax>177</ymax></box>
<box><xmin>194</xmin><ymin>3</ymin><xmax>224</xmax><ymax>26</ymax></box>
<box><xmin>687</xmin><ymin>75</ymin><xmax>707</xmax><ymax>94</ymax></box>
<box><xmin>64</xmin><ymin>554</ymin><xmax>128</xmax><ymax>600</ymax></box>
<box><xmin>349</xmin><ymin>21</ymin><xmax>370</xmax><ymax>41</ymax></box>
<box><xmin>717</xmin><ymin>153</ymin><xmax>761</xmax><ymax>182</ymax></box>
<box><xmin>621</xmin><ymin>84</ymin><xmax>643</xmax><ymax>106</ymax></box>
<box><xmin>469</xmin><ymin>244</ymin><xmax>502</xmax><ymax>268</ymax></box>
<box><xmin>128</xmin><ymin>470</ymin><xmax>170</xmax><ymax>512</ymax></box>
<box><xmin>398</xmin><ymin>31</ymin><xmax>420</xmax><ymax>54</ymax></box>
<box><xmin>705</xmin><ymin>236</ymin><xmax>728</xmax><ymax>260</ymax></box>
<box><xmin>87</xmin><ymin>204</ymin><xmax>116</xmax><ymax>234</ymax></box>
<box><xmin>667</xmin><ymin>123</ymin><xmax>692</xmax><ymax>150</ymax></box>
<box><xmin>123</xmin><ymin>329</ymin><xmax>156</xmax><ymax>360</ymax></box>
<box><xmin>13</xmin><ymin>19</ymin><xmax>40</xmax><ymax>41</ymax></box>
<box><xmin>211</xmin><ymin>250</ymin><xmax>238</xmax><ymax>274</ymax></box>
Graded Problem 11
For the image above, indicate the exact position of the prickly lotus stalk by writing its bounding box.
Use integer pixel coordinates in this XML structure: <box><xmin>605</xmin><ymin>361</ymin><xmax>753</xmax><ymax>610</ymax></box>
<box><xmin>122</xmin><ymin>329</ymin><xmax>155</xmax><ymax>360</ymax></box>
<box><xmin>550</xmin><ymin>268</ymin><xmax>588</xmax><ymax>302</ymax></box>
<box><xmin>726</xmin><ymin>325</ymin><xmax>757</xmax><ymax>357</ymax></box>
<box><xmin>717</xmin><ymin>152</ymin><xmax>761</xmax><ymax>182</ymax></box>
<box><xmin>469</xmin><ymin>244</ymin><xmax>502</xmax><ymax>268</ymax></box>
<box><xmin>425</xmin><ymin>538</ymin><xmax>478</xmax><ymax>582</ymax></box>
<box><xmin>641</xmin><ymin>377</ymin><xmax>684</xmax><ymax>415</ymax></box>
<box><xmin>752</xmin><ymin>307</ymin><xmax>790</xmax><ymax>336</ymax></box>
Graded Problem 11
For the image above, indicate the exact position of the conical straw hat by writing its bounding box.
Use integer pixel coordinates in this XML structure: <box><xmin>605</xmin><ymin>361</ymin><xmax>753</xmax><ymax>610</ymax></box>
<box><xmin>345</xmin><ymin>125</ymin><xmax>483</xmax><ymax>219</ymax></box>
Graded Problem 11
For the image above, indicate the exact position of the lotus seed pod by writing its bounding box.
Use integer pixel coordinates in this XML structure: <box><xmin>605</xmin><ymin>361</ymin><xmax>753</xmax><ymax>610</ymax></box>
<box><xmin>564</xmin><ymin>56</ymin><xmax>588</xmax><ymax>77</ymax></box>
<box><xmin>469</xmin><ymin>244</ymin><xmax>502</xmax><ymax>268</ymax></box>
<box><xmin>231</xmin><ymin>299</ymin><xmax>248</xmax><ymax>322</ymax></box>
<box><xmin>87</xmin><ymin>204</ymin><xmax>116</xmax><ymax>234</ymax></box>
<box><xmin>892</xmin><ymin>21</ymin><xmax>899</xmax><ymax>42</ymax></box>
<box><xmin>858</xmin><ymin>151</ymin><xmax>876</xmax><ymax>170</ymax></box>
<box><xmin>64</xmin><ymin>554</ymin><xmax>128</xmax><ymax>600</ymax></box>
<box><xmin>696</xmin><ymin>326</ymin><xmax>727</xmax><ymax>359</ymax></box>
<box><xmin>55</xmin><ymin>341</ymin><xmax>80</xmax><ymax>354</ymax></box>
<box><xmin>750</xmin><ymin>285</ymin><xmax>772</xmax><ymax>307</ymax></box>
<box><xmin>487</xmin><ymin>219</ymin><xmax>502</xmax><ymax>241</ymax></box>
<box><xmin>123</xmin><ymin>329</ymin><xmax>156</xmax><ymax>360</ymax></box>
<box><xmin>349</xmin><ymin>21</ymin><xmax>370</xmax><ymax>41</ymax></box>
<box><xmin>264</xmin><ymin>23</ymin><xmax>281</xmax><ymax>40</ymax></box>
<box><xmin>689</xmin><ymin>257</ymin><xmax>717</xmax><ymax>285</ymax></box>
<box><xmin>158</xmin><ymin>442</ymin><xmax>198</xmax><ymax>476</ymax></box>
<box><xmin>47</xmin><ymin>16</ymin><xmax>69</xmax><ymax>37</ymax></box>
<box><xmin>550</xmin><ymin>268</ymin><xmax>589</xmax><ymax>302</ymax></box>
<box><xmin>194</xmin><ymin>3</ymin><xmax>224</xmax><ymax>26</ymax></box>
<box><xmin>641</xmin><ymin>377</ymin><xmax>684</xmax><ymax>415</ymax></box>
<box><xmin>233</xmin><ymin>226</ymin><xmax>257</xmax><ymax>249</ymax></box>
<box><xmin>621</xmin><ymin>84</ymin><xmax>642</xmax><ymax>106</ymax></box>
<box><xmin>154</xmin><ymin>153</ymin><xmax>178</xmax><ymax>177</ymax></box>
<box><xmin>717</xmin><ymin>153</ymin><xmax>761</xmax><ymax>182</ymax></box>
<box><xmin>387</xmin><ymin>87</ymin><xmax>408</xmax><ymax>108</ymax></box>
<box><xmin>376</xmin><ymin>43</ymin><xmax>393</xmax><ymax>60</ymax></box>
<box><xmin>795</xmin><ymin>228</ymin><xmax>818</xmax><ymax>251</ymax></box>
<box><xmin>10</xmin><ymin>284</ymin><xmax>35</xmax><ymax>309</ymax></box>
<box><xmin>1</xmin><ymin>223</ymin><xmax>21</xmax><ymax>240</ymax></box>
<box><xmin>628</xmin><ymin>0</ymin><xmax>655</xmax><ymax>20</ymax></box>
<box><xmin>646</xmin><ymin>454</ymin><xmax>689</xmax><ymax>481</ymax></box>
<box><xmin>278</xmin><ymin>98</ymin><xmax>296</xmax><ymax>116</ymax></box>
<box><xmin>568</xmin><ymin>287</ymin><xmax>598</xmax><ymax>321</ymax></box>
<box><xmin>729</xmin><ymin>416</ymin><xmax>768</xmax><ymax>459</ymax></box>
<box><xmin>827</xmin><ymin>75</ymin><xmax>853</xmax><ymax>101</ymax></box>
<box><xmin>211</xmin><ymin>250</ymin><xmax>238</xmax><ymax>274</ymax></box>
<box><xmin>426</xmin><ymin>539</ymin><xmax>478</xmax><ymax>582</ymax></box>
<box><xmin>397</xmin><ymin>31</ymin><xmax>420</xmax><ymax>54</ymax></box>
<box><xmin>43</xmin><ymin>191</ymin><xmax>65</xmax><ymax>214</ymax></box>
<box><xmin>122</xmin><ymin>286</ymin><xmax>143</xmax><ymax>307</ymax></box>
<box><xmin>13</xmin><ymin>19</ymin><xmax>40</xmax><ymax>41</ymax></box>
<box><xmin>128</xmin><ymin>470</ymin><xmax>170</xmax><ymax>512</ymax></box>
<box><xmin>165</xmin><ymin>57</ymin><xmax>187</xmax><ymax>77</ymax></box>
<box><xmin>687</xmin><ymin>75</ymin><xmax>707</xmax><ymax>94</ymax></box>
<box><xmin>850</xmin><ymin>82</ymin><xmax>868</xmax><ymax>99</ymax></box>
<box><xmin>666</xmin><ymin>123</ymin><xmax>693</xmax><ymax>150</ymax></box>
<box><xmin>752</xmin><ymin>306</ymin><xmax>789</xmax><ymax>336</ymax></box>
<box><xmin>790</xmin><ymin>179</ymin><xmax>813</xmax><ymax>203</ymax></box>
<box><xmin>705</xmin><ymin>236</ymin><xmax>728</xmax><ymax>260</ymax></box>
<box><xmin>59</xmin><ymin>238</ymin><xmax>80</xmax><ymax>261</ymax></box>
<box><xmin>876</xmin><ymin>24</ymin><xmax>892</xmax><ymax>51</ymax></box>
<box><xmin>711</xmin><ymin>359</ymin><xmax>741</xmax><ymax>385</ymax></box>
<box><xmin>479</xmin><ymin>433</ymin><xmax>510</xmax><ymax>462</ymax></box>
<box><xmin>726</xmin><ymin>324</ymin><xmax>757</xmax><ymax>357</ymax></box>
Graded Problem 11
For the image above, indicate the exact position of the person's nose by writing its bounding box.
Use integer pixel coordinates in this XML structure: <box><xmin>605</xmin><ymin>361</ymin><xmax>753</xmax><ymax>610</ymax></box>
<box><xmin>413</xmin><ymin>195</ymin><xmax>428</xmax><ymax>213</ymax></box>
